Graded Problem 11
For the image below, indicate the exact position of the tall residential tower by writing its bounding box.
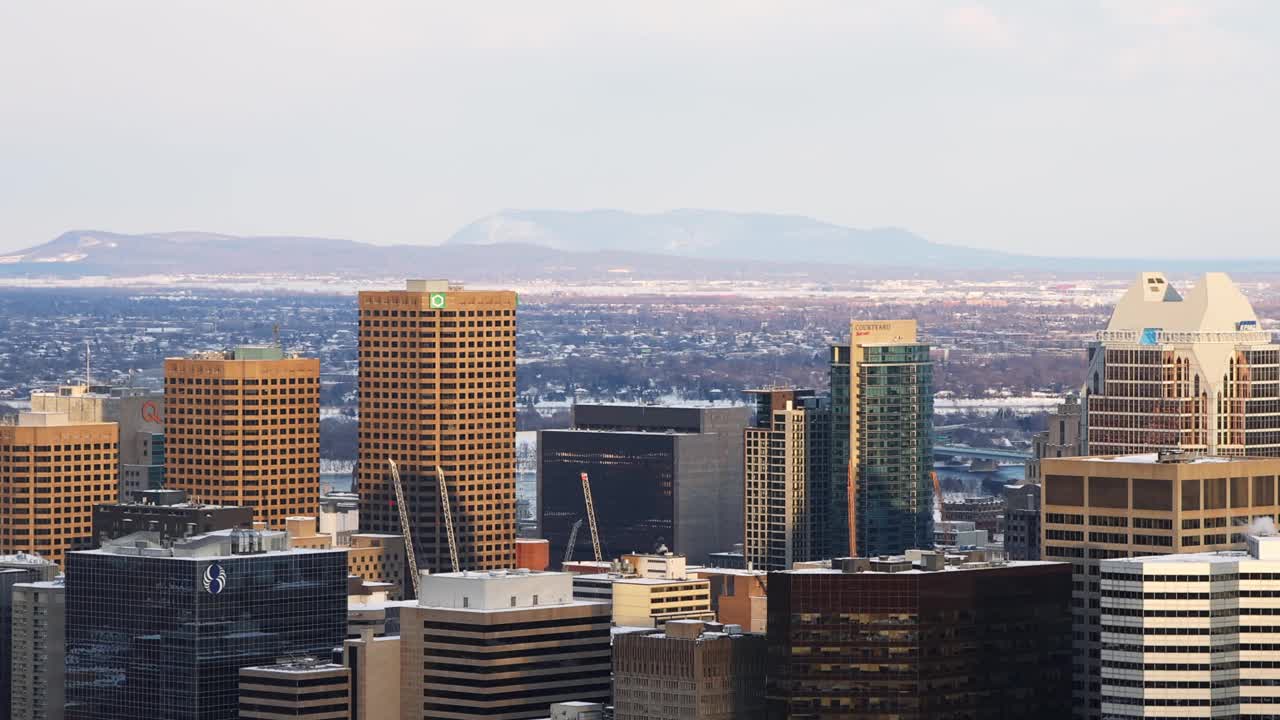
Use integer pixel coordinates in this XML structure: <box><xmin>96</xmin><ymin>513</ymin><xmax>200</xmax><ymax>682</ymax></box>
<box><xmin>357</xmin><ymin>280</ymin><xmax>518</xmax><ymax>573</ymax></box>
<box><xmin>830</xmin><ymin>320</ymin><xmax>934</xmax><ymax>558</ymax></box>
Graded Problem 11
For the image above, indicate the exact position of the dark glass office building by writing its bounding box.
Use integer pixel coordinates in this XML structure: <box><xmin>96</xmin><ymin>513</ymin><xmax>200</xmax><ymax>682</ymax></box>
<box><xmin>539</xmin><ymin>404</ymin><xmax>749</xmax><ymax>567</ymax></box>
<box><xmin>65</xmin><ymin>530</ymin><xmax>347</xmax><ymax>720</ymax></box>
<box><xmin>766</xmin><ymin>556</ymin><xmax>1072</xmax><ymax>720</ymax></box>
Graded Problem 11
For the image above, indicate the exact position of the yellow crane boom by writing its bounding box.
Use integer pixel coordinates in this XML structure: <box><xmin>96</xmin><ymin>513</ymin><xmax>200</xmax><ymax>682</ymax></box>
<box><xmin>387</xmin><ymin>458</ymin><xmax>420</xmax><ymax>597</ymax></box>
<box><xmin>436</xmin><ymin>465</ymin><xmax>460</xmax><ymax>573</ymax></box>
<box><xmin>580</xmin><ymin>472</ymin><xmax>603</xmax><ymax>562</ymax></box>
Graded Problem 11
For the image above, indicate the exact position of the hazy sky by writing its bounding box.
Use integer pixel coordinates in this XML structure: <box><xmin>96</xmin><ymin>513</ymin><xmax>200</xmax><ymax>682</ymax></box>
<box><xmin>1</xmin><ymin>1</ymin><xmax>1277</xmax><ymax>257</ymax></box>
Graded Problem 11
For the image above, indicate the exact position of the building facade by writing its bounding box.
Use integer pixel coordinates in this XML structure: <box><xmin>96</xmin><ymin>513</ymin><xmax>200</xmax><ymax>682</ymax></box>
<box><xmin>31</xmin><ymin>383</ymin><xmax>165</xmax><ymax>500</ymax></box>
<box><xmin>399</xmin><ymin>570</ymin><xmax>612</xmax><ymax>719</ymax></box>
<box><xmin>164</xmin><ymin>346</ymin><xmax>320</xmax><ymax>526</ymax></box>
<box><xmin>357</xmin><ymin>280</ymin><xmax>518</xmax><ymax>573</ymax></box>
<box><xmin>830</xmin><ymin>320</ymin><xmax>934</xmax><ymax>558</ymax></box>
<box><xmin>11</xmin><ymin>579</ymin><xmax>65</xmax><ymax>720</ymax></box>
<box><xmin>343</xmin><ymin>631</ymin><xmax>400</xmax><ymax>720</ymax></box>
<box><xmin>1100</xmin><ymin>534</ymin><xmax>1280</xmax><ymax>718</ymax></box>
<box><xmin>91</xmin><ymin>490</ymin><xmax>253</xmax><ymax>546</ymax></box>
<box><xmin>0</xmin><ymin>412</ymin><xmax>119</xmax><ymax>565</ymax></box>
<box><xmin>1042</xmin><ymin>454</ymin><xmax>1280</xmax><ymax>719</ymax></box>
<box><xmin>744</xmin><ymin>389</ymin><xmax>830</xmax><ymax>571</ymax></box>
<box><xmin>1085</xmin><ymin>272</ymin><xmax>1280</xmax><ymax>457</ymax></box>
<box><xmin>1003</xmin><ymin>482</ymin><xmax>1041</xmax><ymax>561</ymax></box>
<box><xmin>1026</xmin><ymin>395</ymin><xmax>1084</xmax><ymax>483</ymax></box>
<box><xmin>765</xmin><ymin>553</ymin><xmax>1072</xmax><ymax>719</ymax></box>
<box><xmin>239</xmin><ymin>659</ymin><xmax>350</xmax><ymax>720</ymax></box>
<box><xmin>2</xmin><ymin>554</ymin><xmax>59</xmax><ymax>718</ymax></box>
<box><xmin>613</xmin><ymin>619</ymin><xmax>767</xmax><ymax>720</ymax></box>
<box><xmin>539</xmin><ymin>404</ymin><xmax>749</xmax><ymax>568</ymax></box>
<box><xmin>65</xmin><ymin>529</ymin><xmax>347</xmax><ymax>720</ymax></box>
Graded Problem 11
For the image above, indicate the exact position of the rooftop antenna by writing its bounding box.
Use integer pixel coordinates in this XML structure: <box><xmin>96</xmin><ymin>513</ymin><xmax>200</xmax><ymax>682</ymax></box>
<box><xmin>273</xmin><ymin>323</ymin><xmax>281</xmax><ymax>348</ymax></box>
<box><xmin>85</xmin><ymin>340</ymin><xmax>91</xmax><ymax>386</ymax></box>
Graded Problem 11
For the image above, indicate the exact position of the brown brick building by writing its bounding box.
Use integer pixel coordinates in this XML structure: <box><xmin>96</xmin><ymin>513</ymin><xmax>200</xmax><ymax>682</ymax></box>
<box><xmin>164</xmin><ymin>346</ymin><xmax>320</xmax><ymax>526</ymax></box>
<box><xmin>357</xmin><ymin>280</ymin><xmax>518</xmax><ymax>573</ymax></box>
<box><xmin>0</xmin><ymin>412</ymin><xmax>118</xmax><ymax>565</ymax></box>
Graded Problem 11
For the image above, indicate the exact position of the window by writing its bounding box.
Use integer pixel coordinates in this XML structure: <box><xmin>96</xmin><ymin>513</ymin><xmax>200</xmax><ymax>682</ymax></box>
<box><xmin>510</xmin><ymin>596</ymin><xmax>517</xmax><ymax>607</ymax></box>
<box><xmin>462</xmin><ymin>596</ymin><xmax>469</xmax><ymax>608</ymax></box>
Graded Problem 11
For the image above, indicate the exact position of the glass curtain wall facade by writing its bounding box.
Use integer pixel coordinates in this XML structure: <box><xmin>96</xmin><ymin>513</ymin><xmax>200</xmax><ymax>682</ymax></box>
<box><xmin>856</xmin><ymin>344</ymin><xmax>934</xmax><ymax>557</ymax></box>
<box><xmin>65</xmin><ymin>550</ymin><xmax>347</xmax><ymax>720</ymax></box>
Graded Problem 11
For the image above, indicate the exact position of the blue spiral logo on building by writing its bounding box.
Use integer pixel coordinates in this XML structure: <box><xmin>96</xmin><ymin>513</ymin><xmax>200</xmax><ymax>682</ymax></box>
<box><xmin>203</xmin><ymin>563</ymin><xmax>227</xmax><ymax>595</ymax></box>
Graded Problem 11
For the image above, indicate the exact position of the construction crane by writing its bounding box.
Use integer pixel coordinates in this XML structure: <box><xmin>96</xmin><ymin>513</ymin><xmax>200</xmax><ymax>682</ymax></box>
<box><xmin>436</xmin><ymin>466</ymin><xmax>460</xmax><ymax>574</ymax></box>
<box><xmin>563</xmin><ymin>518</ymin><xmax>584</xmax><ymax>565</ymax></box>
<box><xmin>580</xmin><ymin>472</ymin><xmax>603</xmax><ymax>562</ymax></box>
<box><xmin>387</xmin><ymin>459</ymin><xmax>421</xmax><ymax>597</ymax></box>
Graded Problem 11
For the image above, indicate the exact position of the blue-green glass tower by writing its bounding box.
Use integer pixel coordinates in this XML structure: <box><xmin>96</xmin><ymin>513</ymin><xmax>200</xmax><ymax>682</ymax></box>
<box><xmin>831</xmin><ymin>321</ymin><xmax>934</xmax><ymax>558</ymax></box>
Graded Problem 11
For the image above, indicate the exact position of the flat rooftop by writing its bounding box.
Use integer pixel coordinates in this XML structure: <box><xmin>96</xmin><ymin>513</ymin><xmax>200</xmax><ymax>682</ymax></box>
<box><xmin>784</xmin><ymin>559</ymin><xmax>1060</xmax><ymax>576</ymax></box>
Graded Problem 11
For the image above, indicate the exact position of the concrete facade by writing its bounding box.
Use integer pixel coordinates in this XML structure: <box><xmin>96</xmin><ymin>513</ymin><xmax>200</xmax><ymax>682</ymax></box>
<box><xmin>10</xmin><ymin>579</ymin><xmax>64</xmax><ymax>720</ymax></box>
<box><xmin>400</xmin><ymin>570</ymin><xmax>612</xmax><ymax>719</ymax></box>
<box><xmin>1042</xmin><ymin>454</ymin><xmax>1280</xmax><ymax>720</ymax></box>
<box><xmin>344</xmin><ymin>631</ymin><xmax>401</xmax><ymax>720</ymax></box>
<box><xmin>613</xmin><ymin>620</ymin><xmax>767</xmax><ymax>720</ymax></box>
<box><xmin>1026</xmin><ymin>395</ymin><xmax>1085</xmax><ymax>483</ymax></box>
<box><xmin>239</xmin><ymin>659</ymin><xmax>350</xmax><ymax>719</ymax></box>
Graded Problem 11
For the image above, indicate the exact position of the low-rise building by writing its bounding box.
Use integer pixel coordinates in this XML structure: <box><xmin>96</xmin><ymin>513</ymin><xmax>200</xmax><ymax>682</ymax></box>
<box><xmin>400</xmin><ymin>570</ymin><xmax>612</xmax><ymax>719</ymax></box>
<box><xmin>239</xmin><ymin>658</ymin><xmax>350</xmax><ymax>719</ymax></box>
<box><xmin>286</xmin><ymin>516</ymin><xmax>406</xmax><ymax>599</ymax></box>
<box><xmin>614</xmin><ymin>619</ymin><xmax>766</xmax><ymax>720</ymax></box>
<box><xmin>343</xmin><ymin>630</ymin><xmax>401</xmax><ymax>720</ymax></box>
<box><xmin>1004</xmin><ymin>482</ymin><xmax>1041</xmax><ymax>561</ymax></box>
<box><xmin>91</xmin><ymin>489</ymin><xmax>253</xmax><ymax>546</ymax></box>
<box><xmin>692</xmin><ymin>567</ymin><xmax>767</xmax><ymax>634</ymax></box>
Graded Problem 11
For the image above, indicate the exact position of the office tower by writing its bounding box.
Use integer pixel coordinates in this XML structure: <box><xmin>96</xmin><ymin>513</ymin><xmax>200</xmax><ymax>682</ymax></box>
<box><xmin>1</xmin><ymin>554</ymin><xmax>59</xmax><ymax>718</ymax></box>
<box><xmin>318</xmin><ymin>492</ymin><xmax>359</xmax><ymax>545</ymax></box>
<box><xmin>765</xmin><ymin>551</ymin><xmax>1072</xmax><ymax>719</ymax></box>
<box><xmin>399</xmin><ymin>570</ymin><xmax>611</xmax><ymax>719</ymax></box>
<box><xmin>11</xmin><ymin>578</ymin><xmax>65</xmax><ymax>720</ymax></box>
<box><xmin>743</xmin><ymin>389</ymin><xmax>830</xmax><ymax>571</ymax></box>
<box><xmin>1099</xmin><ymin>533</ymin><xmax>1280</xmax><ymax>718</ymax></box>
<box><xmin>829</xmin><ymin>320</ymin><xmax>934</xmax><ymax>558</ymax></box>
<box><xmin>91</xmin><ymin>489</ymin><xmax>253</xmax><ymax>545</ymax></box>
<box><xmin>613</xmin><ymin>619</ymin><xmax>767</xmax><ymax>720</ymax></box>
<box><xmin>1026</xmin><ymin>395</ymin><xmax>1084</xmax><ymax>483</ymax></box>
<box><xmin>65</xmin><ymin>528</ymin><xmax>347</xmax><ymax>720</ymax></box>
<box><xmin>239</xmin><ymin>658</ymin><xmax>350</xmax><ymax>719</ymax></box>
<box><xmin>691</xmin><ymin>567</ymin><xmax>768</xmax><ymax>633</ymax></box>
<box><xmin>1085</xmin><ymin>272</ymin><xmax>1280</xmax><ymax>456</ymax></box>
<box><xmin>539</xmin><ymin>404</ymin><xmax>749</xmax><ymax>568</ymax></box>
<box><xmin>1042</xmin><ymin>454</ymin><xmax>1280</xmax><ymax>719</ymax></box>
<box><xmin>0</xmin><ymin>411</ymin><xmax>119</xmax><ymax>565</ymax></box>
<box><xmin>1003</xmin><ymin>482</ymin><xmax>1041</xmax><ymax>560</ymax></box>
<box><xmin>357</xmin><ymin>279</ymin><xmax>518</xmax><ymax>573</ymax></box>
<box><xmin>164</xmin><ymin>346</ymin><xmax>320</xmax><ymax>527</ymax></box>
<box><xmin>32</xmin><ymin>383</ymin><xmax>165</xmax><ymax>500</ymax></box>
<box><xmin>343</xmin><ymin>630</ymin><xmax>401</xmax><ymax>720</ymax></box>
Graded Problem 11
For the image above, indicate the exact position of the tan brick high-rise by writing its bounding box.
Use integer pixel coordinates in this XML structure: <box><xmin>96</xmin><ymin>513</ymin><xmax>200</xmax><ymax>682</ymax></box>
<box><xmin>164</xmin><ymin>346</ymin><xmax>319</xmax><ymax>526</ymax></box>
<box><xmin>357</xmin><ymin>280</ymin><xmax>517</xmax><ymax>573</ymax></box>
<box><xmin>0</xmin><ymin>412</ymin><xmax>118</xmax><ymax>566</ymax></box>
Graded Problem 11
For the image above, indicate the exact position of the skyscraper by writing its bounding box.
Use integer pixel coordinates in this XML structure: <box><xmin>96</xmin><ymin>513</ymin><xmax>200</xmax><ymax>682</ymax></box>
<box><xmin>1025</xmin><ymin>395</ymin><xmax>1084</xmax><ymax>483</ymax></box>
<box><xmin>0</xmin><ymin>412</ymin><xmax>119</xmax><ymax>565</ymax></box>
<box><xmin>65</xmin><ymin>528</ymin><xmax>347</xmax><ymax>720</ymax></box>
<box><xmin>1</xmin><ymin>554</ymin><xmax>59</xmax><ymax>718</ymax></box>
<box><xmin>164</xmin><ymin>346</ymin><xmax>320</xmax><ymax>526</ymax></box>
<box><xmin>539</xmin><ymin>404</ymin><xmax>748</xmax><ymax>567</ymax></box>
<box><xmin>743</xmin><ymin>389</ymin><xmax>830</xmax><ymax>571</ymax></box>
<box><xmin>1085</xmin><ymin>272</ymin><xmax>1280</xmax><ymax>456</ymax></box>
<box><xmin>830</xmin><ymin>320</ymin><xmax>934</xmax><ymax>558</ymax></box>
<box><xmin>357</xmin><ymin>280</ymin><xmax>518</xmax><ymax>573</ymax></box>
<box><xmin>1042</xmin><ymin>453</ymin><xmax>1280</xmax><ymax>719</ymax></box>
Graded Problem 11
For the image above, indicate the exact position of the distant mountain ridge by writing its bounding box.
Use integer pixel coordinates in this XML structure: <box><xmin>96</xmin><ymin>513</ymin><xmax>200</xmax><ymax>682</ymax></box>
<box><xmin>3</xmin><ymin>210</ymin><xmax>1278</xmax><ymax>280</ymax></box>
<box><xmin>446</xmin><ymin>209</ymin><xmax>1017</xmax><ymax>266</ymax></box>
